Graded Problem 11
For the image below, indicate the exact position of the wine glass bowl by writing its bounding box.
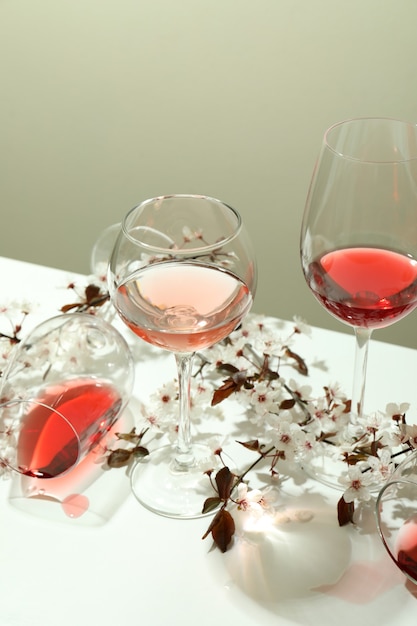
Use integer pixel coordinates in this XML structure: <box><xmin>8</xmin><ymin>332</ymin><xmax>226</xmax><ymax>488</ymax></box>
<box><xmin>108</xmin><ymin>194</ymin><xmax>257</xmax><ymax>518</ymax></box>
<box><xmin>376</xmin><ymin>451</ymin><xmax>417</xmax><ymax>585</ymax></box>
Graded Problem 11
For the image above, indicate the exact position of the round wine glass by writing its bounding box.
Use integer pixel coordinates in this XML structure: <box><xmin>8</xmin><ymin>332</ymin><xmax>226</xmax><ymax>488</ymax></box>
<box><xmin>300</xmin><ymin>117</ymin><xmax>417</xmax><ymax>485</ymax></box>
<box><xmin>108</xmin><ymin>194</ymin><xmax>257</xmax><ymax>518</ymax></box>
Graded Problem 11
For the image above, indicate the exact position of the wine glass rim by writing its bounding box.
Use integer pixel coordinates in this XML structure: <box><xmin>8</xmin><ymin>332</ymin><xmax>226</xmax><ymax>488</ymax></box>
<box><xmin>122</xmin><ymin>194</ymin><xmax>243</xmax><ymax>254</ymax></box>
<box><xmin>324</xmin><ymin>116</ymin><xmax>417</xmax><ymax>163</ymax></box>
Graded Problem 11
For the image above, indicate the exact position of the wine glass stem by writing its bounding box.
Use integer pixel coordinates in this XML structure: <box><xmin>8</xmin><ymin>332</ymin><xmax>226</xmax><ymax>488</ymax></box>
<box><xmin>174</xmin><ymin>352</ymin><xmax>195</xmax><ymax>469</ymax></box>
<box><xmin>351</xmin><ymin>327</ymin><xmax>373</xmax><ymax>422</ymax></box>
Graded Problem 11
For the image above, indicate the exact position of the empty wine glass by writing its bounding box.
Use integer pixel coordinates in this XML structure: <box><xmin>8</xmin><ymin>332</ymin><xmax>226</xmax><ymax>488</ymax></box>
<box><xmin>300</xmin><ymin>118</ymin><xmax>417</xmax><ymax>485</ymax></box>
<box><xmin>108</xmin><ymin>194</ymin><xmax>257</xmax><ymax>518</ymax></box>
<box><xmin>376</xmin><ymin>450</ymin><xmax>417</xmax><ymax>585</ymax></box>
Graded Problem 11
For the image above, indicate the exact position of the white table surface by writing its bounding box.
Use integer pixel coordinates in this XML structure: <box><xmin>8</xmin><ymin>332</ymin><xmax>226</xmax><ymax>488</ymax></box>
<box><xmin>1</xmin><ymin>255</ymin><xmax>417</xmax><ymax>626</ymax></box>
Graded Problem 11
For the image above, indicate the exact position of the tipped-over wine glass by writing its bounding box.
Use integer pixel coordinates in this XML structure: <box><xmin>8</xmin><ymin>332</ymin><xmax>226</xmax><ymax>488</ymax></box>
<box><xmin>0</xmin><ymin>313</ymin><xmax>134</xmax><ymax>480</ymax></box>
<box><xmin>300</xmin><ymin>117</ymin><xmax>417</xmax><ymax>486</ymax></box>
<box><xmin>108</xmin><ymin>194</ymin><xmax>257</xmax><ymax>518</ymax></box>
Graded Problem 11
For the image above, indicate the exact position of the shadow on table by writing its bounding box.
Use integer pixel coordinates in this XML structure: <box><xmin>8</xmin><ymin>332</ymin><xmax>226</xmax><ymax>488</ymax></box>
<box><xmin>207</xmin><ymin>485</ymin><xmax>414</xmax><ymax>625</ymax></box>
<box><xmin>223</xmin><ymin>490</ymin><xmax>350</xmax><ymax>603</ymax></box>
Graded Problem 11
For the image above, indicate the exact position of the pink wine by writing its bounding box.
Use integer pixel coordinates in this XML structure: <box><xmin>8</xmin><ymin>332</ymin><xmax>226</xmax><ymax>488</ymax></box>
<box><xmin>18</xmin><ymin>379</ymin><xmax>122</xmax><ymax>478</ymax></box>
<box><xmin>115</xmin><ymin>261</ymin><xmax>252</xmax><ymax>352</ymax></box>
<box><xmin>306</xmin><ymin>247</ymin><xmax>417</xmax><ymax>329</ymax></box>
<box><xmin>395</xmin><ymin>517</ymin><xmax>417</xmax><ymax>581</ymax></box>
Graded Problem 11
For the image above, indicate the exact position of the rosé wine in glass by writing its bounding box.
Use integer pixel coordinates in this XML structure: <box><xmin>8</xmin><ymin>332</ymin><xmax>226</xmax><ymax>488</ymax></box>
<box><xmin>108</xmin><ymin>194</ymin><xmax>257</xmax><ymax>518</ymax></box>
<box><xmin>301</xmin><ymin>118</ymin><xmax>417</xmax><ymax>426</ymax></box>
<box><xmin>301</xmin><ymin>117</ymin><xmax>417</xmax><ymax>489</ymax></box>
<box><xmin>115</xmin><ymin>261</ymin><xmax>252</xmax><ymax>352</ymax></box>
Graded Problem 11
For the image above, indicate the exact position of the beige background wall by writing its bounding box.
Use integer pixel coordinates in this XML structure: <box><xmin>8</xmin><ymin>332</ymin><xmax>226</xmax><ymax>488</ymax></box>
<box><xmin>2</xmin><ymin>0</ymin><xmax>417</xmax><ymax>348</ymax></box>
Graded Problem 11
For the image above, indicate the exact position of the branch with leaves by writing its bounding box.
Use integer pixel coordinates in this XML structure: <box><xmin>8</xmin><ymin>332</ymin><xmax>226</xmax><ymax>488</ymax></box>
<box><xmin>103</xmin><ymin>314</ymin><xmax>417</xmax><ymax>552</ymax></box>
<box><xmin>60</xmin><ymin>282</ymin><xmax>110</xmax><ymax>314</ymax></box>
<box><xmin>2</xmin><ymin>281</ymin><xmax>416</xmax><ymax>554</ymax></box>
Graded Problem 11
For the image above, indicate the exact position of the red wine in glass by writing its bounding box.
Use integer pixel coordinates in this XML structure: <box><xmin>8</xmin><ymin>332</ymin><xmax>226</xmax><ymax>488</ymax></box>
<box><xmin>18</xmin><ymin>378</ymin><xmax>122</xmax><ymax>478</ymax></box>
<box><xmin>395</xmin><ymin>516</ymin><xmax>417</xmax><ymax>582</ymax></box>
<box><xmin>306</xmin><ymin>246</ymin><xmax>417</xmax><ymax>330</ymax></box>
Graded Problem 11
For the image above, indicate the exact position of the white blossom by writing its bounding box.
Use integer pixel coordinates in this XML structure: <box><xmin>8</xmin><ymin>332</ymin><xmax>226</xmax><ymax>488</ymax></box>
<box><xmin>385</xmin><ymin>401</ymin><xmax>410</xmax><ymax>417</ymax></box>
<box><xmin>340</xmin><ymin>466</ymin><xmax>374</xmax><ymax>503</ymax></box>
<box><xmin>292</xmin><ymin>316</ymin><xmax>312</xmax><ymax>338</ymax></box>
<box><xmin>268</xmin><ymin>420</ymin><xmax>305</xmax><ymax>461</ymax></box>
<box><xmin>248</xmin><ymin>382</ymin><xmax>281</xmax><ymax>419</ymax></box>
<box><xmin>366</xmin><ymin>448</ymin><xmax>394</xmax><ymax>481</ymax></box>
<box><xmin>400</xmin><ymin>424</ymin><xmax>417</xmax><ymax>449</ymax></box>
<box><xmin>235</xmin><ymin>483</ymin><xmax>273</xmax><ymax>515</ymax></box>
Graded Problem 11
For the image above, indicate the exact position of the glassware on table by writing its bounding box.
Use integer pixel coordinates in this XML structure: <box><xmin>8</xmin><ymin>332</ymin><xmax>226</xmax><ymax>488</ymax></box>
<box><xmin>0</xmin><ymin>313</ymin><xmax>134</xmax><ymax>480</ymax></box>
<box><xmin>300</xmin><ymin>117</ymin><xmax>417</xmax><ymax>485</ymax></box>
<box><xmin>90</xmin><ymin>223</ymin><xmax>120</xmax><ymax>278</ymax></box>
<box><xmin>89</xmin><ymin>223</ymin><xmax>121</xmax><ymax>323</ymax></box>
<box><xmin>376</xmin><ymin>450</ymin><xmax>417</xmax><ymax>585</ymax></box>
<box><xmin>108</xmin><ymin>194</ymin><xmax>257</xmax><ymax>518</ymax></box>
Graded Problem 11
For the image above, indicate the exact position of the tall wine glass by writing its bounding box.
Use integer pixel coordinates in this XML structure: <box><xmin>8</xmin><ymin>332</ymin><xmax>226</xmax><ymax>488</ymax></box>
<box><xmin>108</xmin><ymin>194</ymin><xmax>257</xmax><ymax>518</ymax></box>
<box><xmin>300</xmin><ymin>118</ymin><xmax>417</xmax><ymax>481</ymax></box>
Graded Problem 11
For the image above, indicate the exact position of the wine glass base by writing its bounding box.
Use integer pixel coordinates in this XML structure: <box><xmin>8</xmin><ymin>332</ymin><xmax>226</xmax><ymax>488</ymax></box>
<box><xmin>302</xmin><ymin>454</ymin><xmax>350</xmax><ymax>491</ymax></box>
<box><xmin>303</xmin><ymin>453</ymin><xmax>382</xmax><ymax>493</ymax></box>
<box><xmin>130</xmin><ymin>443</ymin><xmax>225</xmax><ymax>519</ymax></box>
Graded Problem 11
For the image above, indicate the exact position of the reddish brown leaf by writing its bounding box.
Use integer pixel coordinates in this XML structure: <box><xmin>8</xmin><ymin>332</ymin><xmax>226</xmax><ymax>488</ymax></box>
<box><xmin>107</xmin><ymin>449</ymin><xmax>132</xmax><ymax>468</ymax></box>
<box><xmin>202</xmin><ymin>497</ymin><xmax>222</xmax><ymax>514</ymax></box>
<box><xmin>217</xmin><ymin>363</ymin><xmax>239</xmax><ymax>374</ymax></box>
<box><xmin>264</xmin><ymin>369</ymin><xmax>279</xmax><ymax>381</ymax></box>
<box><xmin>343</xmin><ymin>399</ymin><xmax>352</xmax><ymax>414</ymax></box>
<box><xmin>337</xmin><ymin>495</ymin><xmax>355</xmax><ymax>526</ymax></box>
<box><xmin>237</xmin><ymin>439</ymin><xmax>261</xmax><ymax>452</ymax></box>
<box><xmin>60</xmin><ymin>303</ymin><xmax>82</xmax><ymax>313</ymax></box>
<box><xmin>318</xmin><ymin>431</ymin><xmax>338</xmax><ymax>442</ymax></box>
<box><xmin>215</xmin><ymin>466</ymin><xmax>235</xmax><ymax>501</ymax></box>
<box><xmin>85</xmin><ymin>284</ymin><xmax>109</xmax><ymax>308</ymax></box>
<box><xmin>279</xmin><ymin>398</ymin><xmax>296</xmax><ymax>410</ymax></box>
<box><xmin>344</xmin><ymin>452</ymin><xmax>369</xmax><ymax>465</ymax></box>
<box><xmin>212</xmin><ymin>370</ymin><xmax>250</xmax><ymax>406</ymax></box>
<box><xmin>212</xmin><ymin>509</ymin><xmax>235</xmax><ymax>552</ymax></box>
<box><xmin>370</xmin><ymin>439</ymin><xmax>383</xmax><ymax>457</ymax></box>
<box><xmin>201</xmin><ymin>511</ymin><xmax>219</xmax><ymax>540</ymax></box>
<box><xmin>211</xmin><ymin>379</ymin><xmax>238</xmax><ymax>406</ymax></box>
<box><xmin>257</xmin><ymin>355</ymin><xmax>279</xmax><ymax>382</ymax></box>
<box><xmin>202</xmin><ymin>508</ymin><xmax>235</xmax><ymax>552</ymax></box>
<box><xmin>132</xmin><ymin>446</ymin><xmax>149</xmax><ymax>458</ymax></box>
<box><xmin>85</xmin><ymin>284</ymin><xmax>101</xmax><ymax>302</ymax></box>
<box><xmin>285</xmin><ymin>347</ymin><xmax>308</xmax><ymax>376</ymax></box>
<box><xmin>116</xmin><ymin>428</ymin><xmax>142</xmax><ymax>444</ymax></box>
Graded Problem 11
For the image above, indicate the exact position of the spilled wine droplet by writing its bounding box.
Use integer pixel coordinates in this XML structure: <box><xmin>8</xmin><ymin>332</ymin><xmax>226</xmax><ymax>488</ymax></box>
<box><xmin>61</xmin><ymin>493</ymin><xmax>89</xmax><ymax>519</ymax></box>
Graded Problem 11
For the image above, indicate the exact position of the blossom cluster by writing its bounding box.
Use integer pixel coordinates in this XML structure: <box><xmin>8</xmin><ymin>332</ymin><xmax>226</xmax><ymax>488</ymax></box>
<box><xmin>123</xmin><ymin>311</ymin><xmax>415</xmax><ymax>527</ymax></box>
<box><xmin>1</xmin><ymin>278</ymin><xmax>416</xmax><ymax>537</ymax></box>
<box><xmin>0</xmin><ymin>301</ymin><xmax>35</xmax><ymax>380</ymax></box>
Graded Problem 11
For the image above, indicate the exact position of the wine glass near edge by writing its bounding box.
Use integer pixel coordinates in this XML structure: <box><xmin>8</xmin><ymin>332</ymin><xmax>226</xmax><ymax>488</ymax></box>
<box><xmin>300</xmin><ymin>118</ymin><xmax>417</xmax><ymax>483</ymax></box>
<box><xmin>376</xmin><ymin>450</ymin><xmax>417</xmax><ymax>585</ymax></box>
<box><xmin>108</xmin><ymin>194</ymin><xmax>257</xmax><ymax>518</ymax></box>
